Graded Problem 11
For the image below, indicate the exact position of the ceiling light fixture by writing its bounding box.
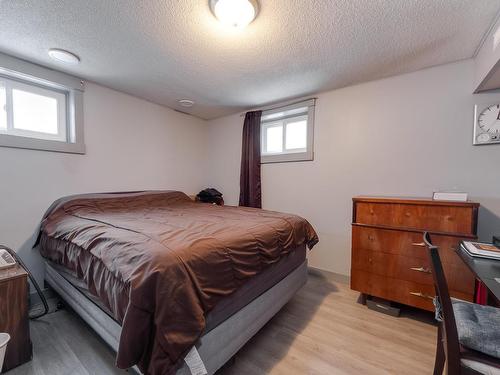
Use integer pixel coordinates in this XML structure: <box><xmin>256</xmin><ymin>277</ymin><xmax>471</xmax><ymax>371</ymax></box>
<box><xmin>178</xmin><ymin>99</ymin><xmax>195</xmax><ymax>108</ymax></box>
<box><xmin>209</xmin><ymin>0</ymin><xmax>258</xmax><ymax>28</ymax></box>
<box><xmin>48</xmin><ymin>48</ymin><xmax>80</xmax><ymax>65</ymax></box>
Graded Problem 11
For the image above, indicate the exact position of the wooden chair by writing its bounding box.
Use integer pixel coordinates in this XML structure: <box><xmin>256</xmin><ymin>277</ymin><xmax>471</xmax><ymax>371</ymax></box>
<box><xmin>423</xmin><ymin>232</ymin><xmax>500</xmax><ymax>375</ymax></box>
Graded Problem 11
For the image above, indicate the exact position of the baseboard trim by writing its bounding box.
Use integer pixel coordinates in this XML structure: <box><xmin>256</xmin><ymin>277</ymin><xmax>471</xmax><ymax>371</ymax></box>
<box><xmin>308</xmin><ymin>266</ymin><xmax>350</xmax><ymax>285</ymax></box>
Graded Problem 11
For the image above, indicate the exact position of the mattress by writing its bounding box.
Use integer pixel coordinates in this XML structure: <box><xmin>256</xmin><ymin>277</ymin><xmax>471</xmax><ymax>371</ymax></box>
<box><xmin>47</xmin><ymin>244</ymin><xmax>306</xmax><ymax>333</ymax></box>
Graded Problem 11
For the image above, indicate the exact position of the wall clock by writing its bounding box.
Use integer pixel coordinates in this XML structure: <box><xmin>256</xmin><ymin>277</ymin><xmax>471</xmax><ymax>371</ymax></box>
<box><xmin>473</xmin><ymin>104</ymin><xmax>500</xmax><ymax>145</ymax></box>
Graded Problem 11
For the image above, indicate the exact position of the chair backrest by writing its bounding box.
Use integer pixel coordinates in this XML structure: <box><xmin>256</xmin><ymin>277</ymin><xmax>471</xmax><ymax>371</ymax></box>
<box><xmin>423</xmin><ymin>232</ymin><xmax>462</xmax><ymax>374</ymax></box>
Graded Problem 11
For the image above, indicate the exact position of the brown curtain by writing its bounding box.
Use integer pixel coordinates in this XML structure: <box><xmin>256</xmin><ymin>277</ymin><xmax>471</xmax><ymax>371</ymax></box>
<box><xmin>239</xmin><ymin>110</ymin><xmax>262</xmax><ymax>208</ymax></box>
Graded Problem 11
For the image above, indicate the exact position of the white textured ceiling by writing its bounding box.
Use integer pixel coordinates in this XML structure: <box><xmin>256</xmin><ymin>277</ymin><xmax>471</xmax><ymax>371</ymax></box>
<box><xmin>0</xmin><ymin>0</ymin><xmax>499</xmax><ymax>119</ymax></box>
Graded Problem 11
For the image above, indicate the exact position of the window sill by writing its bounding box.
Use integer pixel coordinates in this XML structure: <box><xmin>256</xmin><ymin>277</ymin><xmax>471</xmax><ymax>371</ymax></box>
<box><xmin>0</xmin><ymin>134</ymin><xmax>85</xmax><ymax>154</ymax></box>
<box><xmin>261</xmin><ymin>151</ymin><xmax>313</xmax><ymax>164</ymax></box>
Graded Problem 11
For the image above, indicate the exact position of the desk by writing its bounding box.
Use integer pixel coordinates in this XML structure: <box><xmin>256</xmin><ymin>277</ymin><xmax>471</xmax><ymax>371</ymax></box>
<box><xmin>457</xmin><ymin>243</ymin><xmax>500</xmax><ymax>305</ymax></box>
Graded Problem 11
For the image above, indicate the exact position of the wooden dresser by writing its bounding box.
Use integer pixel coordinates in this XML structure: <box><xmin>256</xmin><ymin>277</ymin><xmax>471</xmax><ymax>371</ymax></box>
<box><xmin>0</xmin><ymin>265</ymin><xmax>32</xmax><ymax>371</ymax></box>
<box><xmin>351</xmin><ymin>196</ymin><xmax>479</xmax><ymax>311</ymax></box>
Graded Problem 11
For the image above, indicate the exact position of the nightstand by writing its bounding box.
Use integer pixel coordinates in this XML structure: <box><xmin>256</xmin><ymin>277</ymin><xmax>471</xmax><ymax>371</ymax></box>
<box><xmin>0</xmin><ymin>265</ymin><xmax>32</xmax><ymax>371</ymax></box>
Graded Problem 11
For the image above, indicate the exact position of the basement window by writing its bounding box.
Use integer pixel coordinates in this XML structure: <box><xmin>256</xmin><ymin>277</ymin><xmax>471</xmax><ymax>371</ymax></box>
<box><xmin>261</xmin><ymin>99</ymin><xmax>315</xmax><ymax>163</ymax></box>
<box><xmin>0</xmin><ymin>53</ymin><xmax>85</xmax><ymax>154</ymax></box>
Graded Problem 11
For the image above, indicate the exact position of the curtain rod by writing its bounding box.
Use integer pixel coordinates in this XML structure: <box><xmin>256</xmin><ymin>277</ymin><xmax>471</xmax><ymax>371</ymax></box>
<box><xmin>239</xmin><ymin>97</ymin><xmax>317</xmax><ymax>117</ymax></box>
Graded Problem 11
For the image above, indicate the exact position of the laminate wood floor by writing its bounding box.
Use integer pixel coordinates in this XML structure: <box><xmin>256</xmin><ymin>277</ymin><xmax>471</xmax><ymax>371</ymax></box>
<box><xmin>6</xmin><ymin>272</ymin><xmax>436</xmax><ymax>375</ymax></box>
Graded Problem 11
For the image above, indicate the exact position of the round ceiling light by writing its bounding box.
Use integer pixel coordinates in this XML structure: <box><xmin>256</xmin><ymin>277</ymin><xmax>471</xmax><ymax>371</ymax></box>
<box><xmin>209</xmin><ymin>0</ymin><xmax>258</xmax><ymax>28</ymax></box>
<box><xmin>178</xmin><ymin>99</ymin><xmax>195</xmax><ymax>108</ymax></box>
<box><xmin>48</xmin><ymin>48</ymin><xmax>80</xmax><ymax>65</ymax></box>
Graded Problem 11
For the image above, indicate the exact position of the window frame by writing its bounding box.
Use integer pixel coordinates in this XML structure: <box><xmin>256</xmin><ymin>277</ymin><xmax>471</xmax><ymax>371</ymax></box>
<box><xmin>260</xmin><ymin>99</ymin><xmax>315</xmax><ymax>164</ymax></box>
<box><xmin>2</xmin><ymin>77</ymin><xmax>68</xmax><ymax>142</ymax></box>
<box><xmin>261</xmin><ymin>114</ymin><xmax>309</xmax><ymax>155</ymax></box>
<box><xmin>0</xmin><ymin>52</ymin><xmax>85</xmax><ymax>154</ymax></box>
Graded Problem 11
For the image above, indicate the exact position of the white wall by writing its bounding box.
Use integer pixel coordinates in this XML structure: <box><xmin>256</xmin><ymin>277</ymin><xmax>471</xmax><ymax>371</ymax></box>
<box><xmin>0</xmin><ymin>82</ymin><xmax>207</xmax><ymax>285</ymax></box>
<box><xmin>5</xmin><ymin>58</ymin><xmax>500</xmax><ymax>283</ymax></box>
<box><xmin>205</xmin><ymin>59</ymin><xmax>500</xmax><ymax>276</ymax></box>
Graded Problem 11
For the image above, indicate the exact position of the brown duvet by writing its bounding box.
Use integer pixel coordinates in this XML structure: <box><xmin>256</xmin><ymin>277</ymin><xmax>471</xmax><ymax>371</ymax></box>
<box><xmin>38</xmin><ymin>191</ymin><xmax>318</xmax><ymax>375</ymax></box>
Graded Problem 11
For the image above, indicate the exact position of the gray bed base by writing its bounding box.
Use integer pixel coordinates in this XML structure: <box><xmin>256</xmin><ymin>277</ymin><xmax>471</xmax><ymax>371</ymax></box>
<box><xmin>45</xmin><ymin>260</ymin><xmax>307</xmax><ymax>374</ymax></box>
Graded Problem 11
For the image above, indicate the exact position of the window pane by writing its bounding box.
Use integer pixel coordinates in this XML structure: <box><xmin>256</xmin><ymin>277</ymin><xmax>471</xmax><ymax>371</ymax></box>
<box><xmin>0</xmin><ymin>84</ymin><xmax>6</xmax><ymax>130</ymax></box>
<box><xmin>286</xmin><ymin>120</ymin><xmax>307</xmax><ymax>150</ymax></box>
<box><xmin>12</xmin><ymin>89</ymin><xmax>59</xmax><ymax>134</ymax></box>
<box><xmin>266</xmin><ymin>125</ymin><xmax>283</xmax><ymax>153</ymax></box>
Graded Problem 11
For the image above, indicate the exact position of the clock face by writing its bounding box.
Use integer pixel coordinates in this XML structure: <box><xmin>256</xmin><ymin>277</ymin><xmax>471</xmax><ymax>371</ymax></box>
<box><xmin>478</xmin><ymin>104</ymin><xmax>500</xmax><ymax>134</ymax></box>
<box><xmin>474</xmin><ymin>104</ymin><xmax>500</xmax><ymax>145</ymax></box>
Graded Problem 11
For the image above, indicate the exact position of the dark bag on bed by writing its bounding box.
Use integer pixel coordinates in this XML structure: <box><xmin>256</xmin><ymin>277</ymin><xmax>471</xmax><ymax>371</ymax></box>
<box><xmin>197</xmin><ymin>188</ymin><xmax>224</xmax><ymax>205</ymax></box>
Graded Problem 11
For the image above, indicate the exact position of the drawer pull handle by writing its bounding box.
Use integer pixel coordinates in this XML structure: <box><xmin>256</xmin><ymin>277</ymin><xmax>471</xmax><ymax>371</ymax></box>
<box><xmin>412</xmin><ymin>242</ymin><xmax>426</xmax><ymax>247</ymax></box>
<box><xmin>410</xmin><ymin>291</ymin><xmax>434</xmax><ymax>300</ymax></box>
<box><xmin>410</xmin><ymin>266</ymin><xmax>431</xmax><ymax>274</ymax></box>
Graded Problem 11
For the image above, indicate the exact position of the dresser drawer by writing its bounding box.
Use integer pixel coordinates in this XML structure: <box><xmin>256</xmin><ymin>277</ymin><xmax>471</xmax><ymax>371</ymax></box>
<box><xmin>351</xmin><ymin>248</ymin><xmax>474</xmax><ymax>295</ymax></box>
<box><xmin>352</xmin><ymin>248</ymin><xmax>432</xmax><ymax>285</ymax></box>
<box><xmin>351</xmin><ymin>270</ymin><xmax>473</xmax><ymax>311</ymax></box>
<box><xmin>351</xmin><ymin>270</ymin><xmax>436</xmax><ymax>310</ymax></box>
<box><xmin>352</xmin><ymin>225</ymin><xmax>466</xmax><ymax>266</ymax></box>
<box><xmin>355</xmin><ymin>202</ymin><xmax>475</xmax><ymax>235</ymax></box>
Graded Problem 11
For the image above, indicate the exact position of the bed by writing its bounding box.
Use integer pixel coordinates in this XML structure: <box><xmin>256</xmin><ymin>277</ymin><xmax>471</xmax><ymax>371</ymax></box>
<box><xmin>37</xmin><ymin>191</ymin><xmax>318</xmax><ymax>375</ymax></box>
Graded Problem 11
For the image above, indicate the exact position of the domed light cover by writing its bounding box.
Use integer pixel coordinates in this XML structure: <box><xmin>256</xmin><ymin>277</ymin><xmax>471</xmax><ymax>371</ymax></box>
<box><xmin>178</xmin><ymin>99</ymin><xmax>195</xmax><ymax>107</ymax></box>
<box><xmin>48</xmin><ymin>48</ymin><xmax>80</xmax><ymax>64</ymax></box>
<box><xmin>209</xmin><ymin>0</ymin><xmax>258</xmax><ymax>28</ymax></box>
